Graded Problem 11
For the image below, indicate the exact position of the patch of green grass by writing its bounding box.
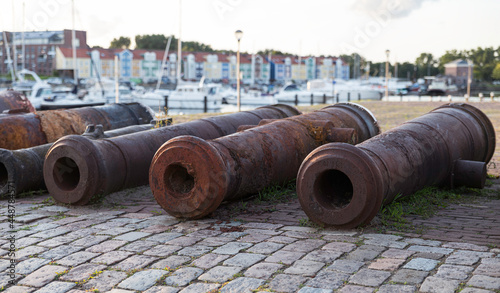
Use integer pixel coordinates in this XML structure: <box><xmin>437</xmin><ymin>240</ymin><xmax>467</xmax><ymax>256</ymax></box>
<box><xmin>256</xmin><ymin>179</ymin><xmax>296</xmax><ymax>203</ymax></box>
<box><xmin>378</xmin><ymin>186</ymin><xmax>467</xmax><ymax>231</ymax></box>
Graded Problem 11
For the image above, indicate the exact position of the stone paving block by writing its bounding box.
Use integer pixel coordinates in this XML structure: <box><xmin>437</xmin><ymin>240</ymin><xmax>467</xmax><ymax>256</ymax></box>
<box><xmin>242</xmin><ymin>223</ymin><xmax>283</xmax><ymax>230</ymax></box>
<box><xmin>57</xmin><ymin>251</ymin><xmax>100</xmax><ymax>266</ymax></box>
<box><xmin>145</xmin><ymin>232</ymin><xmax>183</xmax><ymax>243</ymax></box>
<box><xmin>179</xmin><ymin>283</ymin><xmax>219</xmax><ymax>293</ymax></box>
<box><xmin>390</xmin><ymin>269</ymin><xmax>429</xmax><ymax>284</ymax></box>
<box><xmin>91</xmin><ymin>251</ymin><xmax>134</xmax><ymax>265</ymax></box>
<box><xmin>474</xmin><ymin>258</ymin><xmax>500</xmax><ymax>277</ymax></box>
<box><xmin>306</xmin><ymin>271</ymin><xmax>350</xmax><ymax>290</ymax></box>
<box><xmin>143</xmin><ymin>244</ymin><xmax>183</xmax><ymax>257</ymax></box>
<box><xmin>407</xmin><ymin>245</ymin><xmax>453</xmax><ymax>255</ymax></box>
<box><xmin>460</xmin><ymin>288</ymin><xmax>495</xmax><ymax>293</ymax></box>
<box><xmin>30</xmin><ymin>228</ymin><xmax>71</xmax><ymax>239</ymax></box>
<box><xmin>403</xmin><ymin>258</ymin><xmax>439</xmax><ymax>271</ymax></box>
<box><xmin>414</xmin><ymin>252</ymin><xmax>445</xmax><ymax>260</ymax></box>
<box><xmin>467</xmin><ymin>275</ymin><xmax>500</xmax><ymax>290</ymax></box>
<box><xmin>141</xmin><ymin>225</ymin><xmax>174</xmax><ymax>234</ymax></box>
<box><xmin>3</xmin><ymin>286</ymin><xmax>36</xmax><ymax>293</ymax></box>
<box><xmin>14</xmin><ymin>214</ymin><xmax>48</xmax><ymax>224</ymax></box>
<box><xmin>199</xmin><ymin>265</ymin><xmax>242</xmax><ymax>283</ymax></box>
<box><xmin>297</xmin><ymin>287</ymin><xmax>333</xmax><ymax>293</ymax></box>
<box><xmin>265</xmin><ymin>250</ymin><xmax>305</xmax><ymax>265</ymax></box>
<box><xmin>281</xmin><ymin>226</ymin><xmax>318</xmax><ymax>233</ymax></box>
<box><xmin>0</xmin><ymin>273</ymin><xmax>22</xmax><ymax>288</ymax></box>
<box><xmin>118</xmin><ymin>269</ymin><xmax>168</xmax><ymax>291</ymax></box>
<box><xmin>150</xmin><ymin>256</ymin><xmax>191</xmax><ymax>270</ymax></box>
<box><xmin>144</xmin><ymin>286</ymin><xmax>180</xmax><ymax>293</ymax></box>
<box><xmin>268</xmin><ymin>274</ymin><xmax>309</xmax><ymax>293</ymax></box>
<box><xmin>381</xmin><ymin>248</ymin><xmax>415</xmax><ymax>259</ymax></box>
<box><xmin>223</xmin><ymin>253</ymin><xmax>266</xmax><ymax>268</ymax></box>
<box><xmin>368</xmin><ymin>258</ymin><xmax>406</xmax><ymax>271</ymax></box>
<box><xmin>282</xmin><ymin>231</ymin><xmax>319</xmax><ymax>239</ymax></box>
<box><xmin>18</xmin><ymin>265</ymin><xmax>68</xmax><ymax>287</ymax></box>
<box><xmin>188</xmin><ymin>229</ymin><xmax>222</xmax><ymax>238</ymax></box>
<box><xmin>322</xmin><ymin>242</ymin><xmax>357</xmax><ymax>253</ymax></box>
<box><xmin>349</xmin><ymin>268</ymin><xmax>391</xmax><ymax>286</ymax></box>
<box><xmin>327</xmin><ymin>259</ymin><xmax>364</xmax><ymax>273</ymax></box>
<box><xmin>35</xmin><ymin>281</ymin><xmax>76</xmax><ymax>293</ymax></box>
<box><xmin>177</xmin><ymin>245</ymin><xmax>213</xmax><ymax>257</ymax></box>
<box><xmin>85</xmin><ymin>240</ymin><xmax>127</xmax><ymax>253</ymax></box>
<box><xmin>445</xmin><ymin>250</ymin><xmax>494</xmax><ymax>265</ymax></box>
<box><xmin>303</xmin><ymin>250</ymin><xmax>343</xmax><ymax>263</ymax></box>
<box><xmin>192</xmin><ymin>253</ymin><xmax>230</xmax><ymax>269</ymax></box>
<box><xmin>213</xmin><ymin>242</ymin><xmax>253</xmax><ymax>255</ymax></box>
<box><xmin>442</xmin><ymin>242</ymin><xmax>489</xmax><ymax>251</ymax></box>
<box><xmin>120</xmin><ymin>240</ymin><xmax>157</xmax><ymax>252</ymax></box>
<box><xmin>238</xmin><ymin>233</ymin><xmax>272</xmax><ymax>243</ymax></box>
<box><xmin>377</xmin><ymin>284</ymin><xmax>416</xmax><ymax>293</ymax></box>
<box><xmin>420</xmin><ymin>276</ymin><xmax>460</xmax><ymax>293</ymax></box>
<box><xmin>37</xmin><ymin>236</ymin><xmax>76</xmax><ymax>248</ymax></box>
<box><xmin>15</xmin><ymin>246</ymin><xmax>48</xmax><ymax>260</ymax></box>
<box><xmin>2</xmin><ymin>237</ymin><xmax>41</xmax><ymax>249</ymax></box>
<box><xmin>345</xmin><ymin>248</ymin><xmax>381</xmax><ymax>262</ymax></box>
<box><xmin>114</xmin><ymin>231</ymin><xmax>151</xmax><ymax>241</ymax></box>
<box><xmin>405</xmin><ymin>238</ymin><xmax>441</xmax><ymax>246</ymax></box>
<box><xmin>244</xmin><ymin>262</ymin><xmax>283</xmax><ymax>279</ymax></box>
<box><xmin>60</xmin><ymin>263</ymin><xmax>106</xmax><ymax>282</ymax></box>
<box><xmin>197</xmin><ymin>236</ymin><xmax>234</xmax><ymax>247</ymax></box>
<box><xmin>81</xmin><ymin>270</ymin><xmax>128</xmax><ymax>292</ymax></box>
<box><xmin>247</xmin><ymin>241</ymin><xmax>284</xmax><ymax>254</ymax></box>
<box><xmin>70</xmin><ymin>235</ymin><xmax>109</xmax><ymax>248</ymax></box>
<box><xmin>268</xmin><ymin>236</ymin><xmax>298</xmax><ymax>244</ymax></box>
<box><xmin>164</xmin><ymin>267</ymin><xmax>203</xmax><ymax>287</ymax></box>
<box><xmin>38</xmin><ymin>245</ymin><xmax>83</xmax><ymax>261</ymax></box>
<box><xmin>165</xmin><ymin>236</ymin><xmax>201</xmax><ymax>246</ymax></box>
<box><xmin>111</xmin><ymin>255</ymin><xmax>158</xmax><ymax>271</ymax></box>
<box><xmin>282</xmin><ymin>239</ymin><xmax>326</xmax><ymax>253</ymax></box>
<box><xmin>245</xmin><ymin>228</ymin><xmax>283</xmax><ymax>236</ymax></box>
<box><xmin>364</xmin><ymin>238</ymin><xmax>408</xmax><ymax>249</ymax></box>
<box><xmin>15</xmin><ymin>258</ymin><xmax>50</xmax><ymax>275</ymax></box>
<box><xmin>435</xmin><ymin>264</ymin><xmax>474</xmax><ymax>280</ymax></box>
<box><xmin>337</xmin><ymin>285</ymin><xmax>374</xmax><ymax>293</ymax></box>
<box><xmin>363</xmin><ymin>234</ymin><xmax>403</xmax><ymax>241</ymax></box>
<box><xmin>284</xmin><ymin>260</ymin><xmax>324</xmax><ymax>276</ymax></box>
<box><xmin>96</xmin><ymin>227</ymin><xmax>134</xmax><ymax>236</ymax></box>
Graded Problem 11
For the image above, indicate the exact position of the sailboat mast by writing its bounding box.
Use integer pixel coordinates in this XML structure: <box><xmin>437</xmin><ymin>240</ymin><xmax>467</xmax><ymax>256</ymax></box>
<box><xmin>176</xmin><ymin>0</ymin><xmax>182</xmax><ymax>84</ymax></box>
<box><xmin>22</xmin><ymin>1</ymin><xmax>25</xmax><ymax>70</ymax></box>
<box><xmin>3</xmin><ymin>31</ymin><xmax>15</xmax><ymax>81</ymax></box>
<box><xmin>72</xmin><ymin>0</ymin><xmax>78</xmax><ymax>83</ymax></box>
<box><xmin>11</xmin><ymin>0</ymin><xmax>17</xmax><ymax>78</ymax></box>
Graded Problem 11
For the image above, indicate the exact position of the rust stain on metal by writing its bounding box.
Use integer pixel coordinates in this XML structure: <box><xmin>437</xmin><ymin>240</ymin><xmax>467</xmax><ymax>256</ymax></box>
<box><xmin>0</xmin><ymin>90</ymin><xmax>35</xmax><ymax>114</ymax></box>
<box><xmin>297</xmin><ymin>103</ymin><xmax>496</xmax><ymax>229</ymax></box>
<box><xmin>43</xmin><ymin>104</ymin><xmax>301</xmax><ymax>206</ymax></box>
<box><xmin>0</xmin><ymin>99</ymin><xmax>154</xmax><ymax>150</ymax></box>
<box><xmin>149</xmin><ymin>103</ymin><xmax>380</xmax><ymax>219</ymax></box>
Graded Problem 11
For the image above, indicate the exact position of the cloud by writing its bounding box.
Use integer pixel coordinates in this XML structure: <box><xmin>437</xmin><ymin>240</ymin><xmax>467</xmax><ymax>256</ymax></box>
<box><xmin>352</xmin><ymin>0</ymin><xmax>437</xmax><ymax>18</ymax></box>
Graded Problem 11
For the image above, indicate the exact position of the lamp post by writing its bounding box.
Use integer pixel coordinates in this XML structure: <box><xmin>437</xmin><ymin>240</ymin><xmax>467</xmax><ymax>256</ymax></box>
<box><xmin>235</xmin><ymin>30</ymin><xmax>243</xmax><ymax>112</ymax></box>
<box><xmin>385</xmin><ymin>49</ymin><xmax>390</xmax><ymax>98</ymax></box>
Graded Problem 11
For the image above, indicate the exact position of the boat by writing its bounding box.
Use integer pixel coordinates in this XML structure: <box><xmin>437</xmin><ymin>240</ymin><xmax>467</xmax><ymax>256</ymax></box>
<box><xmin>221</xmin><ymin>87</ymin><xmax>276</xmax><ymax>107</ymax></box>
<box><xmin>163</xmin><ymin>80</ymin><xmax>223</xmax><ymax>113</ymax></box>
<box><xmin>273</xmin><ymin>82</ymin><xmax>321</xmax><ymax>105</ymax></box>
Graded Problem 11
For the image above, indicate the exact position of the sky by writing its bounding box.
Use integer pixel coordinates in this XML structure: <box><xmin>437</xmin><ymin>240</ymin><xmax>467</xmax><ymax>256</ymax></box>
<box><xmin>1</xmin><ymin>0</ymin><xmax>499</xmax><ymax>63</ymax></box>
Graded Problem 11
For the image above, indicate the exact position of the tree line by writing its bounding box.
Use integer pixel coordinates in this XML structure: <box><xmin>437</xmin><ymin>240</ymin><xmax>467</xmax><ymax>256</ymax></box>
<box><xmin>108</xmin><ymin>34</ymin><xmax>500</xmax><ymax>81</ymax></box>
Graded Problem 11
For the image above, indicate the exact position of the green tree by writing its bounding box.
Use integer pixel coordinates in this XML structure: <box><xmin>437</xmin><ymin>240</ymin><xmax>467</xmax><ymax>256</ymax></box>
<box><xmin>109</xmin><ymin>36</ymin><xmax>131</xmax><ymax>49</ymax></box>
<box><xmin>257</xmin><ymin>49</ymin><xmax>294</xmax><ymax>56</ymax></box>
<box><xmin>135</xmin><ymin>34</ymin><xmax>172</xmax><ymax>50</ymax></box>
<box><xmin>415</xmin><ymin>53</ymin><xmax>438</xmax><ymax>77</ymax></box>
<box><xmin>438</xmin><ymin>49</ymin><xmax>465</xmax><ymax>73</ymax></box>
<box><xmin>492</xmin><ymin>63</ymin><xmax>500</xmax><ymax>80</ymax></box>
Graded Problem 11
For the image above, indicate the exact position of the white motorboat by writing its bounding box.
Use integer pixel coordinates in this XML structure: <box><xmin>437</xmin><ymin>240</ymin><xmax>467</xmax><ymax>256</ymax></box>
<box><xmin>165</xmin><ymin>81</ymin><xmax>223</xmax><ymax>113</ymax></box>
<box><xmin>274</xmin><ymin>83</ymin><xmax>322</xmax><ymax>105</ymax></box>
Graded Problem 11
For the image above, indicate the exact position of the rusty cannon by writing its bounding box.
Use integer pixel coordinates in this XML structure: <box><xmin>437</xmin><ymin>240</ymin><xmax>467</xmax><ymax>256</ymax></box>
<box><xmin>149</xmin><ymin>103</ymin><xmax>380</xmax><ymax>219</ymax></box>
<box><xmin>0</xmin><ymin>102</ymin><xmax>154</xmax><ymax>150</ymax></box>
<box><xmin>297</xmin><ymin>103</ymin><xmax>496</xmax><ymax>229</ymax></box>
<box><xmin>0</xmin><ymin>90</ymin><xmax>35</xmax><ymax>114</ymax></box>
<box><xmin>0</xmin><ymin>119</ymin><xmax>172</xmax><ymax>197</ymax></box>
<box><xmin>43</xmin><ymin>104</ymin><xmax>301</xmax><ymax>205</ymax></box>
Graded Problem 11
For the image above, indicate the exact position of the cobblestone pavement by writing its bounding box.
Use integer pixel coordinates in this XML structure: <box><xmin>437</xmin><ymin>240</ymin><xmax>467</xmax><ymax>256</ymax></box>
<box><xmin>1</xmin><ymin>180</ymin><xmax>499</xmax><ymax>293</ymax></box>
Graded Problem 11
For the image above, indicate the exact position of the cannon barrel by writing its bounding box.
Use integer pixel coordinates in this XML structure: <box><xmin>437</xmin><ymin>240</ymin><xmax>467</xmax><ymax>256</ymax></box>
<box><xmin>43</xmin><ymin>104</ymin><xmax>301</xmax><ymax>205</ymax></box>
<box><xmin>0</xmin><ymin>102</ymin><xmax>155</xmax><ymax>150</ymax></box>
<box><xmin>0</xmin><ymin>90</ymin><xmax>35</xmax><ymax>114</ymax></box>
<box><xmin>150</xmin><ymin>103</ymin><xmax>380</xmax><ymax>219</ymax></box>
<box><xmin>0</xmin><ymin>119</ymin><xmax>171</xmax><ymax>197</ymax></box>
<box><xmin>296</xmin><ymin>103</ymin><xmax>496</xmax><ymax>229</ymax></box>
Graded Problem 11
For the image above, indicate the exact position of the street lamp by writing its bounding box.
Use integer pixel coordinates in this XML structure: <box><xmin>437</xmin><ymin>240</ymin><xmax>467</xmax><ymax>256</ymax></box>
<box><xmin>235</xmin><ymin>30</ymin><xmax>243</xmax><ymax>112</ymax></box>
<box><xmin>385</xmin><ymin>49</ymin><xmax>390</xmax><ymax>98</ymax></box>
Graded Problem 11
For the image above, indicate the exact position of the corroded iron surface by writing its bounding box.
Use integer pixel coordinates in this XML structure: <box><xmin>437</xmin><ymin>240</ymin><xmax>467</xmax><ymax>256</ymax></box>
<box><xmin>297</xmin><ymin>103</ymin><xmax>496</xmax><ymax>228</ymax></box>
<box><xmin>0</xmin><ymin>119</ymin><xmax>171</xmax><ymax>197</ymax></box>
<box><xmin>43</xmin><ymin>104</ymin><xmax>301</xmax><ymax>205</ymax></box>
<box><xmin>0</xmin><ymin>102</ymin><xmax>154</xmax><ymax>150</ymax></box>
<box><xmin>149</xmin><ymin>103</ymin><xmax>380</xmax><ymax>219</ymax></box>
<box><xmin>0</xmin><ymin>90</ymin><xmax>35</xmax><ymax>114</ymax></box>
